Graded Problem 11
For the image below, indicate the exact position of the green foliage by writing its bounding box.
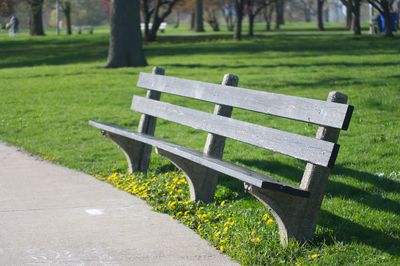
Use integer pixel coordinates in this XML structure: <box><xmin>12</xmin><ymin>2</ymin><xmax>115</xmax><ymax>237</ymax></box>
<box><xmin>0</xmin><ymin>27</ymin><xmax>399</xmax><ymax>265</ymax></box>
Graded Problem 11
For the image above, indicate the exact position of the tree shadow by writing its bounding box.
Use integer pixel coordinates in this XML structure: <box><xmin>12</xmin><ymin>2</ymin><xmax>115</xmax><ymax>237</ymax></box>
<box><xmin>0</xmin><ymin>37</ymin><xmax>108</xmax><ymax>68</ymax></box>
<box><xmin>1</xmin><ymin>33</ymin><xmax>399</xmax><ymax>69</ymax></box>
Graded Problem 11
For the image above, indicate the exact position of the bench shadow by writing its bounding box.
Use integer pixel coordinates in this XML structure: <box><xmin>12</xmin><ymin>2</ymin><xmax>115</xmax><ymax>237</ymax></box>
<box><xmin>317</xmin><ymin>210</ymin><xmax>400</xmax><ymax>256</ymax></box>
<box><xmin>235</xmin><ymin>159</ymin><xmax>400</xmax><ymax>216</ymax></box>
<box><xmin>156</xmin><ymin>159</ymin><xmax>400</xmax><ymax>255</ymax></box>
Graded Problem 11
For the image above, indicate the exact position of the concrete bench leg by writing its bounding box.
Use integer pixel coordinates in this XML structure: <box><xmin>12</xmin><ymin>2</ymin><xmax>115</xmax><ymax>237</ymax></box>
<box><xmin>246</xmin><ymin>184</ymin><xmax>309</xmax><ymax>246</ymax></box>
<box><xmin>102</xmin><ymin>131</ymin><xmax>148</xmax><ymax>173</ymax></box>
<box><xmin>156</xmin><ymin>148</ymin><xmax>218</xmax><ymax>203</ymax></box>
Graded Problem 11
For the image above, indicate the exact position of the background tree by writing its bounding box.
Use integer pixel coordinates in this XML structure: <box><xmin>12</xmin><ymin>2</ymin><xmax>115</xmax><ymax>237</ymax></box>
<box><xmin>317</xmin><ymin>0</ymin><xmax>325</xmax><ymax>30</ymax></box>
<box><xmin>0</xmin><ymin>0</ymin><xmax>15</xmax><ymax>17</ymax></box>
<box><xmin>205</xmin><ymin>0</ymin><xmax>224</xmax><ymax>31</ymax></box>
<box><xmin>194</xmin><ymin>0</ymin><xmax>205</xmax><ymax>31</ymax></box>
<box><xmin>60</xmin><ymin>0</ymin><xmax>71</xmax><ymax>35</ymax></box>
<box><xmin>275</xmin><ymin>0</ymin><xmax>284</xmax><ymax>29</ymax></box>
<box><xmin>27</xmin><ymin>0</ymin><xmax>45</xmax><ymax>35</ymax></box>
<box><xmin>368</xmin><ymin>0</ymin><xmax>396</xmax><ymax>37</ymax></box>
<box><xmin>234</xmin><ymin>0</ymin><xmax>245</xmax><ymax>40</ymax></box>
<box><xmin>247</xmin><ymin>0</ymin><xmax>274</xmax><ymax>36</ymax></box>
<box><xmin>295</xmin><ymin>0</ymin><xmax>313</xmax><ymax>22</ymax></box>
<box><xmin>106</xmin><ymin>0</ymin><xmax>147</xmax><ymax>68</ymax></box>
<box><xmin>142</xmin><ymin>0</ymin><xmax>183</xmax><ymax>42</ymax></box>
<box><xmin>221</xmin><ymin>1</ymin><xmax>235</xmax><ymax>31</ymax></box>
<box><xmin>340</xmin><ymin>0</ymin><xmax>362</xmax><ymax>35</ymax></box>
<box><xmin>263</xmin><ymin>2</ymin><xmax>274</xmax><ymax>30</ymax></box>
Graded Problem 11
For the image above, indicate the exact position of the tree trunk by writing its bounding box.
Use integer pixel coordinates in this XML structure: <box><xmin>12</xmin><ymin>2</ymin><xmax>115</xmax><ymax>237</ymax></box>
<box><xmin>141</xmin><ymin>0</ymin><xmax>151</xmax><ymax>41</ymax></box>
<box><xmin>63</xmin><ymin>2</ymin><xmax>72</xmax><ymax>35</ymax></box>
<box><xmin>194</xmin><ymin>0</ymin><xmax>205</xmax><ymax>32</ymax></box>
<box><xmin>29</xmin><ymin>0</ymin><xmax>45</xmax><ymax>36</ymax></box>
<box><xmin>190</xmin><ymin>10</ymin><xmax>195</xmax><ymax>30</ymax></box>
<box><xmin>264</xmin><ymin>6</ymin><xmax>273</xmax><ymax>31</ymax></box>
<box><xmin>148</xmin><ymin>15</ymin><xmax>162</xmax><ymax>42</ymax></box>
<box><xmin>278</xmin><ymin>0</ymin><xmax>285</xmax><ymax>25</ymax></box>
<box><xmin>352</xmin><ymin>0</ymin><xmax>361</xmax><ymax>35</ymax></box>
<box><xmin>106</xmin><ymin>0</ymin><xmax>147</xmax><ymax>68</ymax></box>
<box><xmin>275</xmin><ymin>1</ymin><xmax>281</xmax><ymax>29</ymax></box>
<box><xmin>382</xmin><ymin>0</ymin><xmax>393</xmax><ymax>37</ymax></box>
<box><xmin>222</xmin><ymin>6</ymin><xmax>234</xmax><ymax>31</ymax></box>
<box><xmin>317</xmin><ymin>0</ymin><xmax>324</xmax><ymax>31</ymax></box>
<box><xmin>174</xmin><ymin>11</ymin><xmax>180</xmax><ymax>28</ymax></box>
<box><xmin>234</xmin><ymin>0</ymin><xmax>244</xmax><ymax>40</ymax></box>
<box><xmin>248</xmin><ymin>14</ymin><xmax>255</xmax><ymax>36</ymax></box>
<box><xmin>346</xmin><ymin>2</ymin><xmax>353</xmax><ymax>30</ymax></box>
<box><xmin>304</xmin><ymin>6</ymin><xmax>311</xmax><ymax>22</ymax></box>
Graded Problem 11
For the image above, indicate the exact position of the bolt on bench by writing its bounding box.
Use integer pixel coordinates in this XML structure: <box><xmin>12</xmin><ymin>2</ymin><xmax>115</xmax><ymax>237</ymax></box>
<box><xmin>89</xmin><ymin>67</ymin><xmax>353</xmax><ymax>246</ymax></box>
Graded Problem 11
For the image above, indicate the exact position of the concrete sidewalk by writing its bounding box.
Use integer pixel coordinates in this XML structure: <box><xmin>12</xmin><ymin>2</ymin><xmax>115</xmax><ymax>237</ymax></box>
<box><xmin>0</xmin><ymin>142</ymin><xmax>238</xmax><ymax>265</ymax></box>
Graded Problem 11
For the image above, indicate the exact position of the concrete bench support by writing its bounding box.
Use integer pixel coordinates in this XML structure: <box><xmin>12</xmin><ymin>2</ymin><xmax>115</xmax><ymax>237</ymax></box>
<box><xmin>247</xmin><ymin>91</ymin><xmax>348</xmax><ymax>246</ymax></box>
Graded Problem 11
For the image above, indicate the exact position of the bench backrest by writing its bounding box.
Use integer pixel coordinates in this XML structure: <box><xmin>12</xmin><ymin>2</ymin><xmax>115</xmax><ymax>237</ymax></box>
<box><xmin>134</xmin><ymin>72</ymin><xmax>353</xmax><ymax>169</ymax></box>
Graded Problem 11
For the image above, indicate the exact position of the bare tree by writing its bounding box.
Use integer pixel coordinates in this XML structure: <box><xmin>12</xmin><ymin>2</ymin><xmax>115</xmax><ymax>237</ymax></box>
<box><xmin>263</xmin><ymin>2</ymin><xmax>274</xmax><ymax>30</ymax></box>
<box><xmin>368</xmin><ymin>0</ymin><xmax>396</xmax><ymax>37</ymax></box>
<box><xmin>234</xmin><ymin>0</ymin><xmax>245</xmax><ymax>40</ymax></box>
<box><xmin>106</xmin><ymin>0</ymin><xmax>147</xmax><ymax>68</ymax></box>
<box><xmin>247</xmin><ymin>0</ymin><xmax>274</xmax><ymax>36</ymax></box>
<box><xmin>194</xmin><ymin>0</ymin><xmax>205</xmax><ymax>31</ymax></box>
<box><xmin>340</xmin><ymin>0</ymin><xmax>361</xmax><ymax>35</ymax></box>
<box><xmin>0</xmin><ymin>0</ymin><xmax>15</xmax><ymax>17</ymax></box>
<box><xmin>221</xmin><ymin>1</ymin><xmax>235</xmax><ymax>31</ymax></box>
<box><xmin>142</xmin><ymin>0</ymin><xmax>183</xmax><ymax>42</ymax></box>
<box><xmin>27</xmin><ymin>0</ymin><xmax>45</xmax><ymax>35</ymax></box>
<box><xmin>60</xmin><ymin>0</ymin><xmax>72</xmax><ymax>35</ymax></box>
<box><xmin>317</xmin><ymin>0</ymin><xmax>325</xmax><ymax>30</ymax></box>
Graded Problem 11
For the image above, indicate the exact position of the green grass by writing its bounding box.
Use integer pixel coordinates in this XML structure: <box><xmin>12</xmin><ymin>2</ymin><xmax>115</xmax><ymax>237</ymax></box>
<box><xmin>0</xmin><ymin>23</ymin><xmax>399</xmax><ymax>265</ymax></box>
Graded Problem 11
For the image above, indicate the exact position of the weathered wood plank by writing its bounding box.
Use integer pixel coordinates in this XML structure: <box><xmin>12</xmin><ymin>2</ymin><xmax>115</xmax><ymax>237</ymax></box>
<box><xmin>131</xmin><ymin>96</ymin><xmax>339</xmax><ymax>168</ymax></box>
<box><xmin>137</xmin><ymin>73</ymin><xmax>353</xmax><ymax>130</ymax></box>
<box><xmin>203</xmin><ymin>73</ymin><xmax>238</xmax><ymax>158</ymax></box>
<box><xmin>89</xmin><ymin>120</ymin><xmax>310</xmax><ymax>197</ymax></box>
<box><xmin>135</xmin><ymin>66</ymin><xmax>165</xmax><ymax>172</ymax></box>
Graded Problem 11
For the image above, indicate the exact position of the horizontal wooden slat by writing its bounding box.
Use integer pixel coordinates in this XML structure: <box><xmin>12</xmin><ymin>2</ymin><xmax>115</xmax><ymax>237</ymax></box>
<box><xmin>137</xmin><ymin>73</ymin><xmax>353</xmax><ymax>130</ymax></box>
<box><xmin>131</xmin><ymin>96</ymin><xmax>339</xmax><ymax>168</ymax></box>
<box><xmin>89</xmin><ymin>120</ymin><xmax>310</xmax><ymax>197</ymax></box>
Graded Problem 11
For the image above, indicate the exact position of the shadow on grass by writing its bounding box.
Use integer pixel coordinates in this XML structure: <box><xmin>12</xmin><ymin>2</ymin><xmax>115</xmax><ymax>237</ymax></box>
<box><xmin>318</xmin><ymin>210</ymin><xmax>400</xmax><ymax>256</ymax></box>
<box><xmin>236</xmin><ymin>159</ymin><xmax>400</xmax><ymax>215</ymax></box>
<box><xmin>229</xmin><ymin>158</ymin><xmax>400</xmax><ymax>254</ymax></box>
<box><xmin>0</xmin><ymin>37</ymin><xmax>108</xmax><ymax>68</ymax></box>
<box><xmin>155</xmin><ymin>159</ymin><xmax>400</xmax><ymax>254</ymax></box>
<box><xmin>1</xmin><ymin>33</ymin><xmax>399</xmax><ymax>69</ymax></box>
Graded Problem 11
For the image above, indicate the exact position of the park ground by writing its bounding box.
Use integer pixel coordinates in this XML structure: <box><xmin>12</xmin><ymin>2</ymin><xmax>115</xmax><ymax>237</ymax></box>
<box><xmin>0</xmin><ymin>23</ymin><xmax>399</xmax><ymax>265</ymax></box>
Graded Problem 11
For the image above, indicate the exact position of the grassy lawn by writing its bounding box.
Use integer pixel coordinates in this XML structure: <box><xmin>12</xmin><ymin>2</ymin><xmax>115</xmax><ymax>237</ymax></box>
<box><xmin>0</xmin><ymin>24</ymin><xmax>399</xmax><ymax>265</ymax></box>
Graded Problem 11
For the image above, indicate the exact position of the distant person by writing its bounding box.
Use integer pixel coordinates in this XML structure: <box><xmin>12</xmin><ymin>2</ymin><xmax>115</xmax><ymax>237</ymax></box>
<box><xmin>7</xmin><ymin>15</ymin><xmax>19</xmax><ymax>36</ymax></box>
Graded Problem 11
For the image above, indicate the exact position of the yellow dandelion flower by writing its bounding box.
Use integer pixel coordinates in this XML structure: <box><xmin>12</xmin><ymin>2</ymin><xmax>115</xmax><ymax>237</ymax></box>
<box><xmin>253</xmin><ymin>237</ymin><xmax>261</xmax><ymax>244</ymax></box>
<box><xmin>214</xmin><ymin>231</ymin><xmax>221</xmax><ymax>238</ymax></box>
<box><xmin>220</xmin><ymin>246</ymin><xmax>225</xmax><ymax>252</ymax></box>
<box><xmin>310</xmin><ymin>254</ymin><xmax>319</xmax><ymax>260</ymax></box>
<box><xmin>168</xmin><ymin>201</ymin><xmax>177</xmax><ymax>209</ymax></box>
<box><xmin>220</xmin><ymin>200</ymin><xmax>226</xmax><ymax>206</ymax></box>
<box><xmin>267</xmin><ymin>218</ymin><xmax>274</xmax><ymax>225</ymax></box>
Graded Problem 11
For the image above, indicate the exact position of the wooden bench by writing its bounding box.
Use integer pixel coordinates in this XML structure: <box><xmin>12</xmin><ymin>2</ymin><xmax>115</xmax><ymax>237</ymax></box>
<box><xmin>89</xmin><ymin>67</ymin><xmax>353</xmax><ymax>246</ymax></box>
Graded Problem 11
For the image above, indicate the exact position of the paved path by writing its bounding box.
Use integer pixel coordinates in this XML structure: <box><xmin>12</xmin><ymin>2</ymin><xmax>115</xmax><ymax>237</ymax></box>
<box><xmin>0</xmin><ymin>142</ymin><xmax>238</xmax><ymax>266</ymax></box>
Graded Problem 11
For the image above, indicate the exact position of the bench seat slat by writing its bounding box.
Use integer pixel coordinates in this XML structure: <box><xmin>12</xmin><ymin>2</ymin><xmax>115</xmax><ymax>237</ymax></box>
<box><xmin>137</xmin><ymin>73</ymin><xmax>353</xmax><ymax>130</ymax></box>
<box><xmin>89</xmin><ymin>120</ymin><xmax>310</xmax><ymax>198</ymax></box>
<box><xmin>131</xmin><ymin>96</ymin><xmax>339</xmax><ymax>168</ymax></box>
